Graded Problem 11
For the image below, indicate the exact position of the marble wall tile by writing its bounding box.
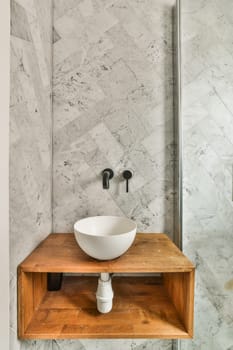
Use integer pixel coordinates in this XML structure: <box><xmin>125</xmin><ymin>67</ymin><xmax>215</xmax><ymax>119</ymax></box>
<box><xmin>11</xmin><ymin>1</ymin><xmax>233</xmax><ymax>349</ymax></box>
<box><xmin>11</xmin><ymin>1</ymin><xmax>33</xmax><ymax>41</ymax></box>
<box><xmin>181</xmin><ymin>0</ymin><xmax>233</xmax><ymax>349</ymax></box>
<box><xmin>53</xmin><ymin>0</ymin><xmax>176</xmax><ymax>241</ymax></box>
<box><xmin>78</xmin><ymin>339</ymin><xmax>172</xmax><ymax>350</ymax></box>
<box><xmin>52</xmin><ymin>1</ymin><xmax>176</xmax><ymax>349</ymax></box>
<box><xmin>10</xmin><ymin>1</ymin><xmax>53</xmax><ymax>350</ymax></box>
<box><xmin>11</xmin><ymin>0</ymin><xmax>176</xmax><ymax>349</ymax></box>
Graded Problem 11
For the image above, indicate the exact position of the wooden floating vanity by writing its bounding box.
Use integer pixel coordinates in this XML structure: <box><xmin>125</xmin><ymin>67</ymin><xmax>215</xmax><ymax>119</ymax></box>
<box><xmin>18</xmin><ymin>233</ymin><xmax>195</xmax><ymax>339</ymax></box>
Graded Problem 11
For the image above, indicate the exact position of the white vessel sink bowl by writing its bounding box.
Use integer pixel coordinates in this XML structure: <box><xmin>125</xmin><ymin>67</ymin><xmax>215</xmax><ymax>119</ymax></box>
<box><xmin>74</xmin><ymin>216</ymin><xmax>137</xmax><ymax>260</ymax></box>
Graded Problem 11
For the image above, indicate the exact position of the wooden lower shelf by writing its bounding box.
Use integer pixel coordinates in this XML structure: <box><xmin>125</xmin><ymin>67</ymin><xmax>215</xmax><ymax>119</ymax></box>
<box><xmin>21</xmin><ymin>275</ymin><xmax>192</xmax><ymax>339</ymax></box>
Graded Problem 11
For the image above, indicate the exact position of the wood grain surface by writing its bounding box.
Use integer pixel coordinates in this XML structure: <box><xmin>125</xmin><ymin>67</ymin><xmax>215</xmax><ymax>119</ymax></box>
<box><xmin>23</xmin><ymin>276</ymin><xmax>191</xmax><ymax>339</ymax></box>
<box><xmin>18</xmin><ymin>233</ymin><xmax>195</xmax><ymax>339</ymax></box>
<box><xmin>20</xmin><ymin>233</ymin><xmax>194</xmax><ymax>273</ymax></box>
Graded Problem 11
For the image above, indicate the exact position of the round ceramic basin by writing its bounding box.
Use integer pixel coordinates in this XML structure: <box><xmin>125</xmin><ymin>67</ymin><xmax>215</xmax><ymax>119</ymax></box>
<box><xmin>74</xmin><ymin>216</ymin><xmax>137</xmax><ymax>260</ymax></box>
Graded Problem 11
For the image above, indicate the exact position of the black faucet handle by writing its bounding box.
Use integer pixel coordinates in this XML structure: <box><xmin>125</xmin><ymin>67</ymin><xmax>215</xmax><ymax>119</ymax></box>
<box><xmin>122</xmin><ymin>170</ymin><xmax>133</xmax><ymax>193</ymax></box>
<box><xmin>102</xmin><ymin>168</ymin><xmax>114</xmax><ymax>189</ymax></box>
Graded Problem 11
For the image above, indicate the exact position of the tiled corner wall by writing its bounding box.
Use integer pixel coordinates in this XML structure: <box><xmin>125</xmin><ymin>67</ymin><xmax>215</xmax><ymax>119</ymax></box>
<box><xmin>10</xmin><ymin>0</ymin><xmax>176</xmax><ymax>349</ymax></box>
<box><xmin>9</xmin><ymin>1</ymin><xmax>233</xmax><ymax>350</ymax></box>
<box><xmin>10</xmin><ymin>0</ymin><xmax>53</xmax><ymax>349</ymax></box>
<box><xmin>52</xmin><ymin>0</ymin><xmax>176</xmax><ymax>238</ymax></box>
<box><xmin>181</xmin><ymin>0</ymin><xmax>233</xmax><ymax>349</ymax></box>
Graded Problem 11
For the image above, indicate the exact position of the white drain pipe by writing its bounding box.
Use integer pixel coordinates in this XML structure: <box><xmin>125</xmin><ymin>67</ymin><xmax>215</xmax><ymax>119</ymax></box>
<box><xmin>96</xmin><ymin>273</ymin><xmax>114</xmax><ymax>313</ymax></box>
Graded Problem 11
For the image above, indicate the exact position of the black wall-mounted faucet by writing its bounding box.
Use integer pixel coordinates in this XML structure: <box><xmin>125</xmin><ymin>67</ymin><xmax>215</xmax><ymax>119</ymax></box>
<box><xmin>102</xmin><ymin>168</ymin><xmax>114</xmax><ymax>189</ymax></box>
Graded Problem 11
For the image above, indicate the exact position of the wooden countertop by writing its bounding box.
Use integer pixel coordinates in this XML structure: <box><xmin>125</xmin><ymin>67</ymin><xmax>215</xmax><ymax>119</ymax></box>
<box><xmin>19</xmin><ymin>233</ymin><xmax>194</xmax><ymax>273</ymax></box>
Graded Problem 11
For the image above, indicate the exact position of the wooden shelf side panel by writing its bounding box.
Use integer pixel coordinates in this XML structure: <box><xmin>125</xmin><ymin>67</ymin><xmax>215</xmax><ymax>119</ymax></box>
<box><xmin>163</xmin><ymin>271</ymin><xmax>195</xmax><ymax>337</ymax></box>
<box><xmin>18</xmin><ymin>269</ymin><xmax>47</xmax><ymax>338</ymax></box>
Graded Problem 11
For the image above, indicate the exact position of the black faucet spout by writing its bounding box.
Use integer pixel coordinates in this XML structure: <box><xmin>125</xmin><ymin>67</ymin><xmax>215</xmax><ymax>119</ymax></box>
<box><xmin>102</xmin><ymin>168</ymin><xmax>114</xmax><ymax>189</ymax></box>
<box><xmin>103</xmin><ymin>171</ymin><xmax>110</xmax><ymax>189</ymax></box>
